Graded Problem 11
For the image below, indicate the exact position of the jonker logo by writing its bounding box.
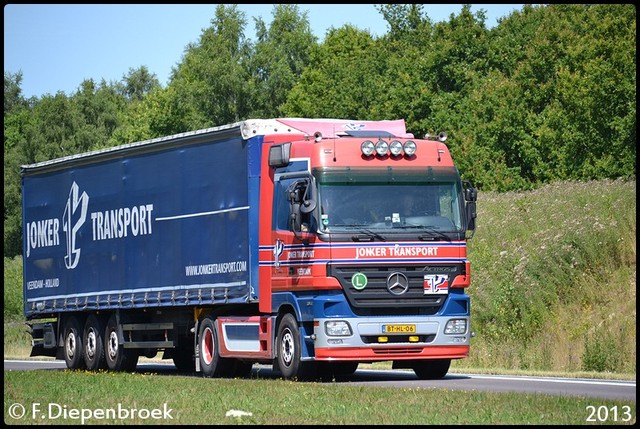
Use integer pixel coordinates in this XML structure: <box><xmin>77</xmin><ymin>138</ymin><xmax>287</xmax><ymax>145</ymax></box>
<box><xmin>63</xmin><ymin>182</ymin><xmax>89</xmax><ymax>269</ymax></box>
<box><xmin>424</xmin><ymin>274</ymin><xmax>449</xmax><ymax>295</ymax></box>
<box><xmin>273</xmin><ymin>239</ymin><xmax>284</xmax><ymax>268</ymax></box>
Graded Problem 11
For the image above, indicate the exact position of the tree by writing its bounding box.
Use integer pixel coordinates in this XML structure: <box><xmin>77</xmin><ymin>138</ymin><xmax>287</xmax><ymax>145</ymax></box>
<box><xmin>119</xmin><ymin>66</ymin><xmax>160</xmax><ymax>101</ymax></box>
<box><xmin>247</xmin><ymin>4</ymin><xmax>316</xmax><ymax>117</ymax></box>
<box><xmin>4</xmin><ymin>71</ymin><xmax>28</xmax><ymax>115</ymax></box>
<box><xmin>283</xmin><ymin>25</ymin><xmax>385</xmax><ymax>119</ymax></box>
<box><xmin>164</xmin><ymin>4</ymin><xmax>252</xmax><ymax>131</ymax></box>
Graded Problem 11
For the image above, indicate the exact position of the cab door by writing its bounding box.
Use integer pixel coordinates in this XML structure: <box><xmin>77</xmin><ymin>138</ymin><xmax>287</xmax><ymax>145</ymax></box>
<box><xmin>271</xmin><ymin>175</ymin><xmax>317</xmax><ymax>293</ymax></box>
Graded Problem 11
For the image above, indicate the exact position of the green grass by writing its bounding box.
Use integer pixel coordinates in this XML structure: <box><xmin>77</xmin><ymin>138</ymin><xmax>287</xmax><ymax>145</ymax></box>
<box><xmin>465</xmin><ymin>178</ymin><xmax>636</xmax><ymax>374</ymax></box>
<box><xmin>4</xmin><ymin>370</ymin><xmax>636</xmax><ymax>425</ymax></box>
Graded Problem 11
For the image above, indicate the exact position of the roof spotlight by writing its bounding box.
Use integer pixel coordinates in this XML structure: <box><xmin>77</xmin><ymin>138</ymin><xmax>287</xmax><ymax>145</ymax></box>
<box><xmin>403</xmin><ymin>141</ymin><xmax>417</xmax><ymax>156</ymax></box>
<box><xmin>361</xmin><ymin>140</ymin><xmax>375</xmax><ymax>156</ymax></box>
<box><xmin>375</xmin><ymin>140</ymin><xmax>389</xmax><ymax>156</ymax></box>
<box><xmin>389</xmin><ymin>140</ymin><xmax>403</xmax><ymax>156</ymax></box>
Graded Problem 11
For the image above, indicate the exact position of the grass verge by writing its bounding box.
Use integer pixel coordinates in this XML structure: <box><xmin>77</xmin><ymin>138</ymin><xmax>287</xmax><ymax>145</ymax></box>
<box><xmin>4</xmin><ymin>370</ymin><xmax>636</xmax><ymax>425</ymax></box>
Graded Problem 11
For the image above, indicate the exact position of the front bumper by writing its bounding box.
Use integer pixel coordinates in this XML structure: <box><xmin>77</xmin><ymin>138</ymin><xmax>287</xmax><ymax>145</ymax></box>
<box><xmin>313</xmin><ymin>315</ymin><xmax>470</xmax><ymax>361</ymax></box>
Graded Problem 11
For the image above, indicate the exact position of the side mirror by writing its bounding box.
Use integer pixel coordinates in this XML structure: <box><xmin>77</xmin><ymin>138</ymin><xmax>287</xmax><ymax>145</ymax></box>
<box><xmin>287</xmin><ymin>179</ymin><xmax>316</xmax><ymax>244</ymax></box>
<box><xmin>463</xmin><ymin>181</ymin><xmax>477</xmax><ymax>236</ymax></box>
<box><xmin>464</xmin><ymin>183</ymin><xmax>477</xmax><ymax>202</ymax></box>
<box><xmin>269</xmin><ymin>143</ymin><xmax>291</xmax><ymax>168</ymax></box>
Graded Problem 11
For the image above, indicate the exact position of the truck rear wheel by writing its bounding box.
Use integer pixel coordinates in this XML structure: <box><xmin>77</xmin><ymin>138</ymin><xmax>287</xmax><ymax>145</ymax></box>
<box><xmin>105</xmin><ymin>314</ymin><xmax>139</xmax><ymax>371</ymax></box>
<box><xmin>198</xmin><ymin>317</ymin><xmax>217</xmax><ymax>377</ymax></box>
<box><xmin>83</xmin><ymin>314</ymin><xmax>106</xmax><ymax>371</ymax></box>
<box><xmin>276</xmin><ymin>313</ymin><xmax>316</xmax><ymax>380</ymax></box>
<box><xmin>412</xmin><ymin>359</ymin><xmax>451</xmax><ymax>379</ymax></box>
<box><xmin>197</xmin><ymin>317</ymin><xmax>234</xmax><ymax>377</ymax></box>
<box><xmin>62</xmin><ymin>316</ymin><xmax>85</xmax><ymax>370</ymax></box>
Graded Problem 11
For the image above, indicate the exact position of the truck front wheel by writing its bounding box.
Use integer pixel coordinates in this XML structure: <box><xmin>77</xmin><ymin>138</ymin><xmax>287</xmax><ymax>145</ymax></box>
<box><xmin>105</xmin><ymin>314</ymin><xmax>139</xmax><ymax>371</ymax></box>
<box><xmin>276</xmin><ymin>313</ymin><xmax>316</xmax><ymax>380</ymax></box>
<box><xmin>62</xmin><ymin>316</ymin><xmax>85</xmax><ymax>370</ymax></box>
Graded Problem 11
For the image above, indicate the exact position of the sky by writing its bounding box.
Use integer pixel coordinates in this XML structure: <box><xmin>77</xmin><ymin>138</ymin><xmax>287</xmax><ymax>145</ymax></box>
<box><xmin>4</xmin><ymin>4</ymin><xmax>525</xmax><ymax>99</ymax></box>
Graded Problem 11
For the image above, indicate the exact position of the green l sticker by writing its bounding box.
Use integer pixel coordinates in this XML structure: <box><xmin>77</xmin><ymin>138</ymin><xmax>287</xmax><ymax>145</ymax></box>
<box><xmin>351</xmin><ymin>272</ymin><xmax>368</xmax><ymax>290</ymax></box>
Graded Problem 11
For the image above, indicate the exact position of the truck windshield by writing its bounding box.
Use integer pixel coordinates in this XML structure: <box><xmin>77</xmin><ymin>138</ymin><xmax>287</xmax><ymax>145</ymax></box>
<box><xmin>314</xmin><ymin>167</ymin><xmax>464</xmax><ymax>237</ymax></box>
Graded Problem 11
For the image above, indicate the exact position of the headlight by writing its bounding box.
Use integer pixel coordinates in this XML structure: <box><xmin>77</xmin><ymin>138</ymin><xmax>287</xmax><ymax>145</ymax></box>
<box><xmin>325</xmin><ymin>320</ymin><xmax>352</xmax><ymax>336</ymax></box>
<box><xmin>444</xmin><ymin>319</ymin><xmax>467</xmax><ymax>335</ymax></box>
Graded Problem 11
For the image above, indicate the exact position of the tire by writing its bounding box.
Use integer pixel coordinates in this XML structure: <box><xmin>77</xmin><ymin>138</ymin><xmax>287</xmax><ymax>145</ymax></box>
<box><xmin>276</xmin><ymin>313</ymin><xmax>316</xmax><ymax>380</ymax></box>
<box><xmin>198</xmin><ymin>317</ymin><xmax>233</xmax><ymax>377</ymax></box>
<box><xmin>62</xmin><ymin>315</ymin><xmax>85</xmax><ymax>370</ymax></box>
<box><xmin>104</xmin><ymin>314</ymin><xmax>139</xmax><ymax>371</ymax></box>
<box><xmin>83</xmin><ymin>314</ymin><xmax>107</xmax><ymax>371</ymax></box>
<box><xmin>412</xmin><ymin>359</ymin><xmax>451</xmax><ymax>380</ymax></box>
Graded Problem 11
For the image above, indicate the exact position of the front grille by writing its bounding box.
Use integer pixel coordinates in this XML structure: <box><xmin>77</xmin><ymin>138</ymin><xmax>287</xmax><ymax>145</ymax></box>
<box><xmin>328</xmin><ymin>264</ymin><xmax>462</xmax><ymax>311</ymax></box>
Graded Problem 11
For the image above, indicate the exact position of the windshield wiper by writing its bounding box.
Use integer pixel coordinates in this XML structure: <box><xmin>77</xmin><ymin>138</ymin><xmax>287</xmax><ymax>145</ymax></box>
<box><xmin>414</xmin><ymin>225</ymin><xmax>452</xmax><ymax>242</ymax></box>
<box><xmin>397</xmin><ymin>222</ymin><xmax>453</xmax><ymax>241</ymax></box>
<box><xmin>332</xmin><ymin>224</ymin><xmax>386</xmax><ymax>242</ymax></box>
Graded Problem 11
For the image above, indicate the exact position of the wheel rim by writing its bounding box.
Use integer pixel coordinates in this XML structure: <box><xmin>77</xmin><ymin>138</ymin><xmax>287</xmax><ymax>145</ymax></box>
<box><xmin>281</xmin><ymin>328</ymin><xmax>294</xmax><ymax>367</ymax></box>
<box><xmin>86</xmin><ymin>329</ymin><xmax>96</xmax><ymax>359</ymax></box>
<box><xmin>108</xmin><ymin>331</ymin><xmax>119</xmax><ymax>360</ymax></box>
<box><xmin>201</xmin><ymin>326</ymin><xmax>214</xmax><ymax>365</ymax></box>
<box><xmin>65</xmin><ymin>332</ymin><xmax>76</xmax><ymax>359</ymax></box>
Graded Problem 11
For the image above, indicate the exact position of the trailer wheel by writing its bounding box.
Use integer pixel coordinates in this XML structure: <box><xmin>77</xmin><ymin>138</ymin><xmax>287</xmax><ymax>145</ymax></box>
<box><xmin>105</xmin><ymin>314</ymin><xmax>139</xmax><ymax>371</ymax></box>
<box><xmin>83</xmin><ymin>314</ymin><xmax>107</xmax><ymax>371</ymax></box>
<box><xmin>276</xmin><ymin>313</ymin><xmax>316</xmax><ymax>380</ymax></box>
<box><xmin>62</xmin><ymin>316</ymin><xmax>85</xmax><ymax>370</ymax></box>
<box><xmin>412</xmin><ymin>359</ymin><xmax>451</xmax><ymax>379</ymax></box>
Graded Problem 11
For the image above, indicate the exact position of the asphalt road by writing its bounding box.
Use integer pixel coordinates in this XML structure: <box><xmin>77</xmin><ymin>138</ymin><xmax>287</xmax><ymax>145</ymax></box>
<box><xmin>4</xmin><ymin>359</ymin><xmax>635</xmax><ymax>402</ymax></box>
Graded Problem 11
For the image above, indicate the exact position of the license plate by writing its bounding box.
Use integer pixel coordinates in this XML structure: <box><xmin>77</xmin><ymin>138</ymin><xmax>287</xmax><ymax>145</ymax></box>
<box><xmin>382</xmin><ymin>324</ymin><xmax>416</xmax><ymax>334</ymax></box>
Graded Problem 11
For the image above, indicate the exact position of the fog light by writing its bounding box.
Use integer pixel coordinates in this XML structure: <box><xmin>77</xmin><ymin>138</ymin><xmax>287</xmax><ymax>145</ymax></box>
<box><xmin>325</xmin><ymin>320</ymin><xmax>352</xmax><ymax>336</ymax></box>
<box><xmin>444</xmin><ymin>319</ymin><xmax>467</xmax><ymax>335</ymax></box>
<box><xmin>378</xmin><ymin>336</ymin><xmax>388</xmax><ymax>343</ymax></box>
<box><xmin>408</xmin><ymin>336</ymin><xmax>419</xmax><ymax>342</ymax></box>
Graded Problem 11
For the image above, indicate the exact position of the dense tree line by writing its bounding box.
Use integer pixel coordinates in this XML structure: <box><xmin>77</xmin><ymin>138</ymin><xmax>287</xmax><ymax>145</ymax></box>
<box><xmin>4</xmin><ymin>4</ymin><xmax>636</xmax><ymax>257</ymax></box>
